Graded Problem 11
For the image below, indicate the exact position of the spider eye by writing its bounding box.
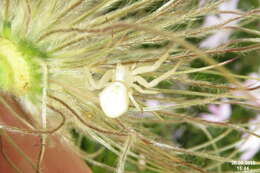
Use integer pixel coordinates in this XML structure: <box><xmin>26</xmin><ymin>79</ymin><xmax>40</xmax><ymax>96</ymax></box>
<box><xmin>99</xmin><ymin>82</ymin><xmax>129</xmax><ymax>118</ymax></box>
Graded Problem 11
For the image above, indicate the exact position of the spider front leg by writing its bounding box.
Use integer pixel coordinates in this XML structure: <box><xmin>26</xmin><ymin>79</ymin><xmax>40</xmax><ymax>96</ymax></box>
<box><xmin>132</xmin><ymin>51</ymin><xmax>169</xmax><ymax>75</ymax></box>
<box><xmin>134</xmin><ymin>60</ymin><xmax>183</xmax><ymax>88</ymax></box>
<box><xmin>84</xmin><ymin>67</ymin><xmax>113</xmax><ymax>91</ymax></box>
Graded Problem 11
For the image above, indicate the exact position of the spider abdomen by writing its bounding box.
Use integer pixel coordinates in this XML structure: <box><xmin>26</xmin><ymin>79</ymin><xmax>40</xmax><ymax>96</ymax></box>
<box><xmin>99</xmin><ymin>82</ymin><xmax>129</xmax><ymax>118</ymax></box>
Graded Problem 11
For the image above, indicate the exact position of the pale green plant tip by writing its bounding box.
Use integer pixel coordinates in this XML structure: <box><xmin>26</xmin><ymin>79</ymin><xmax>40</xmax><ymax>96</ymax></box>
<box><xmin>0</xmin><ymin>37</ymin><xmax>42</xmax><ymax>97</ymax></box>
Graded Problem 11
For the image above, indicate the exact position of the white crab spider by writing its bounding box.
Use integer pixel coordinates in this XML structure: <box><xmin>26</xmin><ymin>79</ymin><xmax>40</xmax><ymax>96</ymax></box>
<box><xmin>85</xmin><ymin>53</ymin><xmax>180</xmax><ymax>118</ymax></box>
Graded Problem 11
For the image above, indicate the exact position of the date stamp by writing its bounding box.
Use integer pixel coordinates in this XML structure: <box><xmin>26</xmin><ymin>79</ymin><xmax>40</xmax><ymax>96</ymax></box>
<box><xmin>231</xmin><ymin>161</ymin><xmax>256</xmax><ymax>172</ymax></box>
